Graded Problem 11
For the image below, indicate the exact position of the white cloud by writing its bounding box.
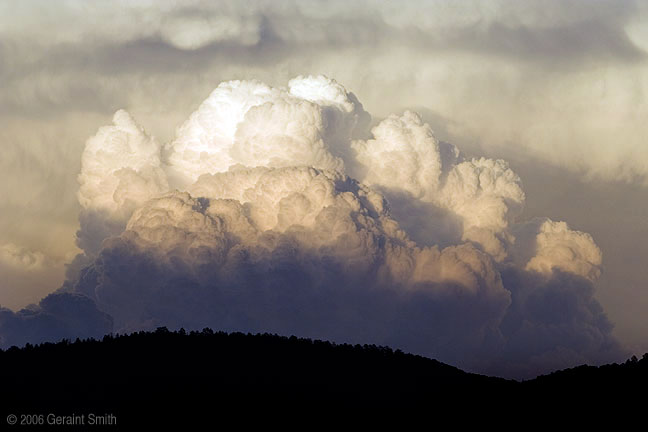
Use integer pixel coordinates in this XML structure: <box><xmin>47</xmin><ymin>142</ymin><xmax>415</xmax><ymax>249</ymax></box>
<box><xmin>78</xmin><ymin>110</ymin><xmax>168</xmax><ymax>216</ymax></box>
<box><xmin>164</xmin><ymin>76</ymin><xmax>368</xmax><ymax>188</ymax></box>
<box><xmin>352</xmin><ymin>111</ymin><xmax>525</xmax><ymax>260</ymax></box>
<box><xmin>525</xmin><ymin>219</ymin><xmax>602</xmax><ymax>281</ymax></box>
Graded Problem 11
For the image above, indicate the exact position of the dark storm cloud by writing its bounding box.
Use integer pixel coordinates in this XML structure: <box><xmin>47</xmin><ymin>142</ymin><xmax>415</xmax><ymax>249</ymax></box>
<box><xmin>487</xmin><ymin>268</ymin><xmax>621</xmax><ymax>377</ymax></box>
<box><xmin>0</xmin><ymin>292</ymin><xmax>112</xmax><ymax>348</ymax></box>
<box><xmin>57</xmin><ymin>212</ymin><xmax>620</xmax><ymax>378</ymax></box>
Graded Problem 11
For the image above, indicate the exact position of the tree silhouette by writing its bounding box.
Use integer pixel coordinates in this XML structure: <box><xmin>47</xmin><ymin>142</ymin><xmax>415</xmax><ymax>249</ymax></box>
<box><xmin>0</xmin><ymin>328</ymin><xmax>645</xmax><ymax>425</ymax></box>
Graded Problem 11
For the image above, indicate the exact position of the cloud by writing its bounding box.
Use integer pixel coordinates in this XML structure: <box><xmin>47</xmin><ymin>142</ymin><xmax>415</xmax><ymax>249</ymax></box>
<box><xmin>0</xmin><ymin>293</ymin><xmax>112</xmax><ymax>348</ymax></box>
<box><xmin>517</xmin><ymin>218</ymin><xmax>603</xmax><ymax>281</ymax></box>
<box><xmin>0</xmin><ymin>244</ymin><xmax>67</xmax><ymax>311</ymax></box>
<box><xmin>75</xmin><ymin>110</ymin><xmax>169</xmax><ymax>257</ymax></box>
<box><xmin>3</xmin><ymin>0</ymin><xmax>648</xmax><ymax>188</ymax></box>
<box><xmin>71</xmin><ymin>174</ymin><xmax>511</xmax><ymax>364</ymax></box>
<box><xmin>0</xmin><ymin>244</ymin><xmax>47</xmax><ymax>270</ymax></box>
<box><xmin>159</xmin><ymin>9</ymin><xmax>264</xmax><ymax>50</ymax></box>
<box><xmin>78</xmin><ymin>110</ymin><xmax>168</xmax><ymax>216</ymax></box>
<box><xmin>351</xmin><ymin>111</ymin><xmax>525</xmax><ymax>260</ymax></box>
<box><xmin>0</xmin><ymin>75</ymin><xmax>623</xmax><ymax>378</ymax></box>
<box><xmin>490</xmin><ymin>267</ymin><xmax>620</xmax><ymax>377</ymax></box>
<box><xmin>4</xmin><ymin>2</ymin><xmax>648</xmax><ymax>366</ymax></box>
<box><xmin>164</xmin><ymin>75</ymin><xmax>368</xmax><ymax>188</ymax></box>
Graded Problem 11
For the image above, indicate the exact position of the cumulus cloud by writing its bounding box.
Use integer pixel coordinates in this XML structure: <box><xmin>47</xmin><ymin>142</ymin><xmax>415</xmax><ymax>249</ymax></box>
<box><xmin>72</xmin><ymin>172</ymin><xmax>510</xmax><ymax>362</ymax></box>
<box><xmin>0</xmin><ymin>75</ymin><xmax>623</xmax><ymax>378</ymax></box>
<box><xmin>75</xmin><ymin>110</ymin><xmax>169</xmax><ymax>256</ymax></box>
<box><xmin>491</xmin><ymin>267</ymin><xmax>619</xmax><ymax>377</ymax></box>
<box><xmin>5</xmin><ymin>0</ymin><xmax>648</xmax><ymax>359</ymax></box>
<box><xmin>351</xmin><ymin>111</ymin><xmax>526</xmax><ymax>261</ymax></box>
<box><xmin>515</xmin><ymin>218</ymin><xmax>603</xmax><ymax>281</ymax></box>
<box><xmin>0</xmin><ymin>293</ymin><xmax>112</xmax><ymax>348</ymax></box>
<box><xmin>78</xmin><ymin>110</ymin><xmax>168</xmax><ymax>216</ymax></box>
<box><xmin>164</xmin><ymin>75</ymin><xmax>368</xmax><ymax>188</ymax></box>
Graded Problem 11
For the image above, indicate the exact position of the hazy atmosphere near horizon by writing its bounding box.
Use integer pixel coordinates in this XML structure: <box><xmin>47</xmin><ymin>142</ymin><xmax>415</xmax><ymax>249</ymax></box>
<box><xmin>2</xmin><ymin>0</ymin><xmax>648</xmax><ymax>379</ymax></box>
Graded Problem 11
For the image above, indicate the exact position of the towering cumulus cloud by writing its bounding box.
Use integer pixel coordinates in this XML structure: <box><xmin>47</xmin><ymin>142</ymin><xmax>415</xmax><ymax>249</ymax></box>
<box><xmin>164</xmin><ymin>76</ymin><xmax>369</xmax><ymax>188</ymax></box>
<box><xmin>351</xmin><ymin>111</ymin><xmax>525</xmax><ymax>261</ymax></box>
<box><xmin>76</xmin><ymin>110</ymin><xmax>168</xmax><ymax>256</ymax></box>
<box><xmin>0</xmin><ymin>76</ymin><xmax>621</xmax><ymax>378</ymax></box>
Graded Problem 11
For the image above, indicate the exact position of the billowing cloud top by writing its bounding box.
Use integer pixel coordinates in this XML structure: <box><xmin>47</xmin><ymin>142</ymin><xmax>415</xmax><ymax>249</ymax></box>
<box><xmin>525</xmin><ymin>219</ymin><xmax>602</xmax><ymax>281</ymax></box>
<box><xmin>164</xmin><ymin>76</ymin><xmax>369</xmax><ymax>188</ymax></box>
<box><xmin>0</xmin><ymin>75</ymin><xmax>621</xmax><ymax>378</ymax></box>
<box><xmin>351</xmin><ymin>110</ymin><xmax>525</xmax><ymax>260</ymax></box>
<box><xmin>78</xmin><ymin>110</ymin><xmax>168</xmax><ymax>217</ymax></box>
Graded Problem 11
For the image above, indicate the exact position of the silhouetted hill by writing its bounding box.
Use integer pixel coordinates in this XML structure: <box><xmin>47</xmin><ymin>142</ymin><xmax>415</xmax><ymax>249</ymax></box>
<box><xmin>1</xmin><ymin>328</ymin><xmax>646</xmax><ymax>426</ymax></box>
<box><xmin>524</xmin><ymin>353</ymin><xmax>648</xmax><ymax>391</ymax></box>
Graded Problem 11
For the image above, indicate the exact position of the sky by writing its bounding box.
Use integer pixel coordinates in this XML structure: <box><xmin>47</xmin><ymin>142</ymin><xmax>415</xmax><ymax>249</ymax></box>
<box><xmin>2</xmin><ymin>0</ymin><xmax>648</xmax><ymax>378</ymax></box>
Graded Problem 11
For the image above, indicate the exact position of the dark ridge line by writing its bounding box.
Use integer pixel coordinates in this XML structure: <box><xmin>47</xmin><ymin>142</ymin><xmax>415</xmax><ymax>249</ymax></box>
<box><xmin>1</xmin><ymin>326</ymin><xmax>647</xmax><ymax>422</ymax></box>
<box><xmin>2</xmin><ymin>326</ymin><xmax>647</xmax><ymax>382</ymax></box>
